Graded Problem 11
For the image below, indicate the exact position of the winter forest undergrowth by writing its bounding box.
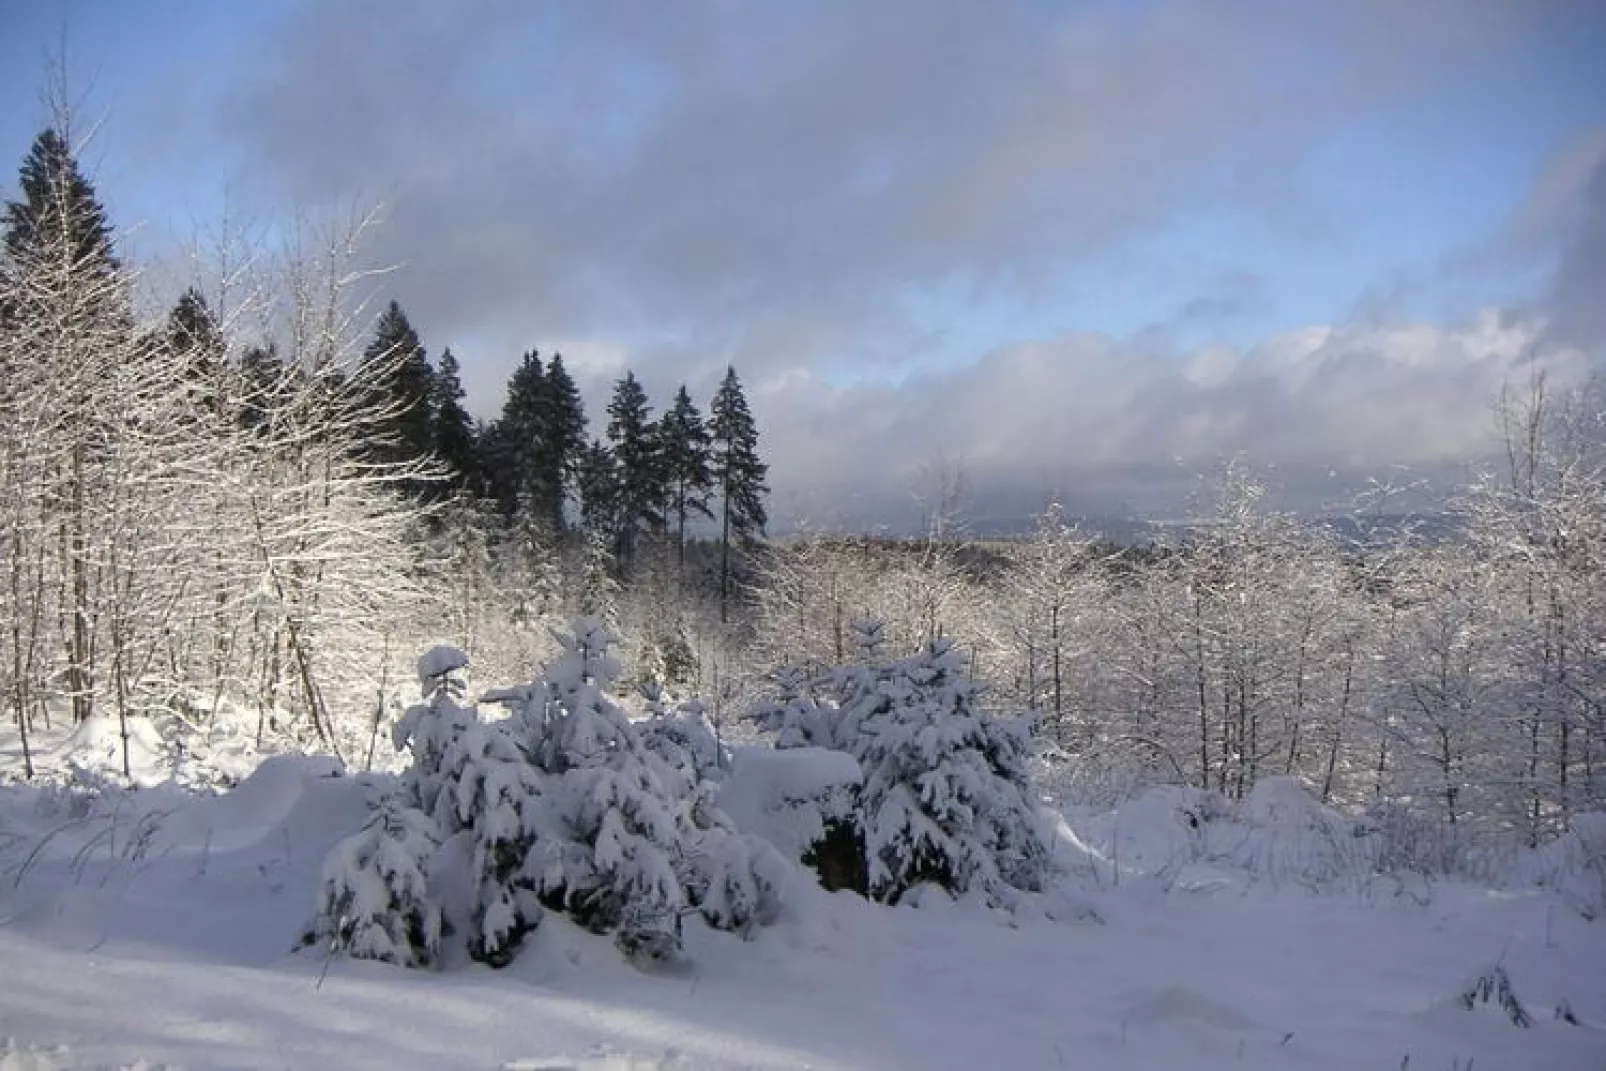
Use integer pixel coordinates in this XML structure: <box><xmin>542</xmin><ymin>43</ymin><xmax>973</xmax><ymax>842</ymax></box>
<box><xmin>3</xmin><ymin>115</ymin><xmax>1606</xmax><ymax>1070</ymax></box>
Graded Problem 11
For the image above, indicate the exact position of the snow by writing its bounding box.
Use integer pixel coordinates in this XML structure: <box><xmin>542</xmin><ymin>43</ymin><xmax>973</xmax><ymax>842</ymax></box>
<box><xmin>2</xmin><ymin>742</ymin><xmax>1605</xmax><ymax>1069</ymax></box>
<box><xmin>416</xmin><ymin>645</ymin><xmax>471</xmax><ymax>690</ymax></box>
<box><xmin>716</xmin><ymin>746</ymin><xmax>862</xmax><ymax>860</ymax></box>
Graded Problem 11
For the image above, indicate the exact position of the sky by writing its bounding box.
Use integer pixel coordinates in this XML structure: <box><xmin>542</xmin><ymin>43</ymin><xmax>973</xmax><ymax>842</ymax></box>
<box><xmin>2</xmin><ymin>0</ymin><xmax>1604</xmax><ymax>531</ymax></box>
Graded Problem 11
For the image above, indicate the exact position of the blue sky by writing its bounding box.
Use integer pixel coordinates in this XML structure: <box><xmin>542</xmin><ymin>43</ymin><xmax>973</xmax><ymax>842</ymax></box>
<box><xmin>3</xmin><ymin>0</ymin><xmax>1604</xmax><ymax>527</ymax></box>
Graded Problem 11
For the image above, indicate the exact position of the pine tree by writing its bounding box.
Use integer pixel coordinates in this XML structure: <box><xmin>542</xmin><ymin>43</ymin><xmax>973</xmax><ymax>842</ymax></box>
<box><xmin>658</xmin><ymin>385</ymin><xmax>714</xmax><ymax>568</ymax></box>
<box><xmin>606</xmin><ymin>371</ymin><xmax>663</xmax><ymax>568</ymax></box>
<box><xmin>360</xmin><ymin>301</ymin><xmax>436</xmax><ymax>489</ymax></box>
<box><xmin>709</xmin><ymin>366</ymin><xmax>769</xmax><ymax>622</ymax></box>
<box><xmin>430</xmin><ymin>348</ymin><xmax>480</xmax><ymax>494</ymax></box>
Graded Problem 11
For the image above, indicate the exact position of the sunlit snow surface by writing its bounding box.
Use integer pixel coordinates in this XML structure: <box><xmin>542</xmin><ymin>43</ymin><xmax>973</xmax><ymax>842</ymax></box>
<box><xmin>1</xmin><ymin>727</ymin><xmax>1603</xmax><ymax>1070</ymax></box>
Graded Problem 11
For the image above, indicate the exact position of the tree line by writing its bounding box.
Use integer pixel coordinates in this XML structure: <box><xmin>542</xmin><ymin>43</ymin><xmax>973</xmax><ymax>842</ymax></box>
<box><xmin>349</xmin><ymin>298</ymin><xmax>769</xmax><ymax>615</ymax></box>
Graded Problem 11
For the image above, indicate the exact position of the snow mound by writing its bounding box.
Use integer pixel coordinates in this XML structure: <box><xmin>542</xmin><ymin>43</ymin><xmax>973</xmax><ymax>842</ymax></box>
<box><xmin>159</xmin><ymin>754</ymin><xmax>348</xmax><ymax>852</ymax></box>
<box><xmin>417</xmin><ymin>645</ymin><xmax>470</xmax><ymax>689</ymax></box>
<box><xmin>716</xmin><ymin>746</ymin><xmax>861</xmax><ymax>858</ymax></box>
<box><xmin>1240</xmin><ymin>776</ymin><xmax>1334</xmax><ymax>830</ymax></box>
<box><xmin>1521</xmin><ymin>811</ymin><xmax>1606</xmax><ymax>919</ymax></box>
<box><xmin>1066</xmin><ymin>780</ymin><xmax>1402</xmax><ymax>893</ymax></box>
<box><xmin>1121</xmin><ymin>985</ymin><xmax>1263</xmax><ymax>1031</ymax></box>
<box><xmin>59</xmin><ymin>716</ymin><xmax>170</xmax><ymax>788</ymax></box>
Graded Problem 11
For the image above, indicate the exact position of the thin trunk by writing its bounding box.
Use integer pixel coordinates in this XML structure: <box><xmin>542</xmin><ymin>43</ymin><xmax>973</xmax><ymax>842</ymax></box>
<box><xmin>719</xmin><ymin>477</ymin><xmax>732</xmax><ymax>624</ymax></box>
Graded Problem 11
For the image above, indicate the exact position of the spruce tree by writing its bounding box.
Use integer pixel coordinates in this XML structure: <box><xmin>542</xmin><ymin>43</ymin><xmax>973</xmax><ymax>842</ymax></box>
<box><xmin>3</xmin><ymin>128</ymin><xmax>119</xmax><ymax>291</ymax></box>
<box><xmin>3</xmin><ymin>127</ymin><xmax>128</xmax><ymax>724</ymax></box>
<box><xmin>605</xmin><ymin>372</ymin><xmax>664</xmax><ymax>568</ymax></box>
<box><xmin>360</xmin><ymin>301</ymin><xmax>436</xmax><ymax>487</ymax></box>
<box><xmin>165</xmin><ymin>287</ymin><xmax>225</xmax><ymax>414</ymax></box>
<box><xmin>430</xmin><ymin>347</ymin><xmax>480</xmax><ymax>495</ymax></box>
<box><xmin>709</xmin><ymin>366</ymin><xmax>769</xmax><ymax>622</ymax></box>
<box><xmin>482</xmin><ymin>350</ymin><xmax>585</xmax><ymax>529</ymax></box>
<box><xmin>576</xmin><ymin>439</ymin><xmax>622</xmax><ymax>543</ymax></box>
<box><xmin>658</xmin><ymin>385</ymin><xmax>714</xmax><ymax>568</ymax></box>
<box><xmin>483</xmin><ymin>350</ymin><xmax>544</xmax><ymax>518</ymax></box>
<box><xmin>530</xmin><ymin>353</ymin><xmax>586</xmax><ymax>533</ymax></box>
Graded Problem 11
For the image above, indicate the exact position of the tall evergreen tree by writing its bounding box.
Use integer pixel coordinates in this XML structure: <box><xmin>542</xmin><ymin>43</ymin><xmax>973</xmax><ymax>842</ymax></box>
<box><xmin>709</xmin><ymin>366</ymin><xmax>769</xmax><ymax>622</ymax></box>
<box><xmin>605</xmin><ymin>372</ymin><xmax>663</xmax><ymax>568</ymax></box>
<box><xmin>576</xmin><ymin>439</ymin><xmax>622</xmax><ymax>561</ymax></box>
<box><xmin>430</xmin><ymin>347</ymin><xmax>479</xmax><ymax>495</ymax></box>
<box><xmin>3</xmin><ymin>127</ymin><xmax>128</xmax><ymax>724</ymax></box>
<box><xmin>530</xmin><ymin>353</ymin><xmax>586</xmax><ymax>533</ymax></box>
<box><xmin>165</xmin><ymin>287</ymin><xmax>225</xmax><ymax>413</ymax></box>
<box><xmin>483</xmin><ymin>350</ymin><xmax>544</xmax><ymax>518</ymax></box>
<box><xmin>360</xmin><ymin>301</ymin><xmax>435</xmax><ymax>481</ymax></box>
<box><xmin>657</xmin><ymin>385</ymin><xmax>714</xmax><ymax>567</ymax></box>
<box><xmin>482</xmin><ymin>350</ymin><xmax>586</xmax><ymax>529</ymax></box>
<box><xmin>3</xmin><ymin>128</ymin><xmax>119</xmax><ymax>292</ymax></box>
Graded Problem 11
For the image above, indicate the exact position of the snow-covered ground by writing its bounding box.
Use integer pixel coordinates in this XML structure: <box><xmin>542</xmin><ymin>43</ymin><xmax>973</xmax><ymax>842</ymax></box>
<box><xmin>1</xmin><ymin>722</ymin><xmax>1603</xmax><ymax>1070</ymax></box>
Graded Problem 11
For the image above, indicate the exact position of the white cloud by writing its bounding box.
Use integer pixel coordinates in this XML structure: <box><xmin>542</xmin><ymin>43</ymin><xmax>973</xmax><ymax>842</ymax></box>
<box><xmin>755</xmin><ymin>309</ymin><xmax>1587</xmax><ymax>529</ymax></box>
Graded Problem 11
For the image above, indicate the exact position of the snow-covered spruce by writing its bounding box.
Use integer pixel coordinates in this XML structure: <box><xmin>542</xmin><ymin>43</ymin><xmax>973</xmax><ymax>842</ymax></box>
<box><xmin>392</xmin><ymin>645</ymin><xmax>477</xmax><ymax>822</ymax></box>
<box><xmin>305</xmin><ymin>797</ymin><xmax>443</xmax><ymax>967</ymax></box>
<box><xmin>439</xmin><ymin>721</ymin><xmax>547</xmax><ymax>966</ymax></box>
<box><xmin>677</xmin><ymin>782</ymin><xmax>789</xmax><ymax>933</ymax></box>
<box><xmin>513</xmin><ymin>620</ymin><xmax>689</xmax><ymax>962</ymax></box>
<box><xmin>321</xmin><ymin>620</ymin><xmax>787</xmax><ymax>971</ymax></box>
<box><xmin>637</xmin><ymin>692</ymin><xmax>727</xmax><ymax>798</ymax></box>
<box><xmin>756</xmin><ymin>620</ymin><xmax>1051</xmax><ymax>905</ymax></box>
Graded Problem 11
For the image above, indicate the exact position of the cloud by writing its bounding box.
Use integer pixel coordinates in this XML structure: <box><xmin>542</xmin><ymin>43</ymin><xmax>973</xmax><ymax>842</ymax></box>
<box><xmin>1540</xmin><ymin>134</ymin><xmax>1606</xmax><ymax>351</ymax></box>
<box><xmin>756</xmin><ymin>309</ymin><xmax>1585</xmax><ymax>530</ymax></box>
<box><xmin>155</xmin><ymin>0</ymin><xmax>1601</xmax><ymax>525</ymax></box>
<box><xmin>218</xmin><ymin>1</ymin><xmax>1543</xmax><ymax>366</ymax></box>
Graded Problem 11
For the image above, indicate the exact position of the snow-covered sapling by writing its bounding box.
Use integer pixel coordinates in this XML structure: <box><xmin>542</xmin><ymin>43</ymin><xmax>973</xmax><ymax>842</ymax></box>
<box><xmin>305</xmin><ymin>797</ymin><xmax>442</xmax><ymax>967</ymax></box>
<box><xmin>392</xmin><ymin>645</ymin><xmax>477</xmax><ymax>823</ymax></box>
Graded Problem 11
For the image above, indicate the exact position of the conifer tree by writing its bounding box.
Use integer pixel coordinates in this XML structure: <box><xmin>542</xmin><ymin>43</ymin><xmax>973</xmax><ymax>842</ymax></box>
<box><xmin>164</xmin><ymin>287</ymin><xmax>226</xmax><ymax>414</ymax></box>
<box><xmin>483</xmin><ymin>350</ymin><xmax>544</xmax><ymax>517</ymax></box>
<box><xmin>709</xmin><ymin>366</ymin><xmax>769</xmax><ymax>622</ymax></box>
<box><xmin>483</xmin><ymin>350</ymin><xmax>586</xmax><ymax>528</ymax></box>
<box><xmin>3</xmin><ymin>126</ymin><xmax>128</xmax><ymax>724</ymax></box>
<box><xmin>360</xmin><ymin>301</ymin><xmax>436</xmax><ymax>485</ymax></box>
<box><xmin>531</xmin><ymin>353</ymin><xmax>586</xmax><ymax>532</ymax></box>
<box><xmin>658</xmin><ymin>385</ymin><xmax>714</xmax><ymax>567</ymax></box>
<box><xmin>605</xmin><ymin>372</ymin><xmax>663</xmax><ymax>568</ymax></box>
<box><xmin>430</xmin><ymin>347</ymin><xmax>480</xmax><ymax>494</ymax></box>
<box><xmin>576</xmin><ymin>439</ymin><xmax>622</xmax><ymax>547</ymax></box>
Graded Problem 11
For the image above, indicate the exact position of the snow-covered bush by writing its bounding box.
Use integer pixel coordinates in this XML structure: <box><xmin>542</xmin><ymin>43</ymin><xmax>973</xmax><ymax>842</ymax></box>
<box><xmin>638</xmin><ymin>694</ymin><xmax>727</xmax><ymax>797</ymax></box>
<box><xmin>305</xmin><ymin>797</ymin><xmax>442</xmax><ymax>967</ymax></box>
<box><xmin>440</xmin><ymin>721</ymin><xmax>547</xmax><ymax>965</ymax></box>
<box><xmin>755</xmin><ymin>619</ymin><xmax>1051</xmax><ymax>906</ymax></box>
<box><xmin>677</xmin><ymin>782</ymin><xmax>788</xmax><ymax>933</ymax></box>
<box><xmin>314</xmin><ymin>621</ymin><xmax>789</xmax><ymax>973</ymax></box>
<box><xmin>1522</xmin><ymin>811</ymin><xmax>1606</xmax><ymax>920</ymax></box>
<box><xmin>392</xmin><ymin>645</ymin><xmax>477</xmax><ymax>820</ymax></box>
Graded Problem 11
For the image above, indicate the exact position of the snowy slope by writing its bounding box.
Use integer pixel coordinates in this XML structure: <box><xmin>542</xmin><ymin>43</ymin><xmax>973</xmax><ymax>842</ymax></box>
<box><xmin>0</xmin><ymin>751</ymin><xmax>1603</xmax><ymax>1069</ymax></box>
